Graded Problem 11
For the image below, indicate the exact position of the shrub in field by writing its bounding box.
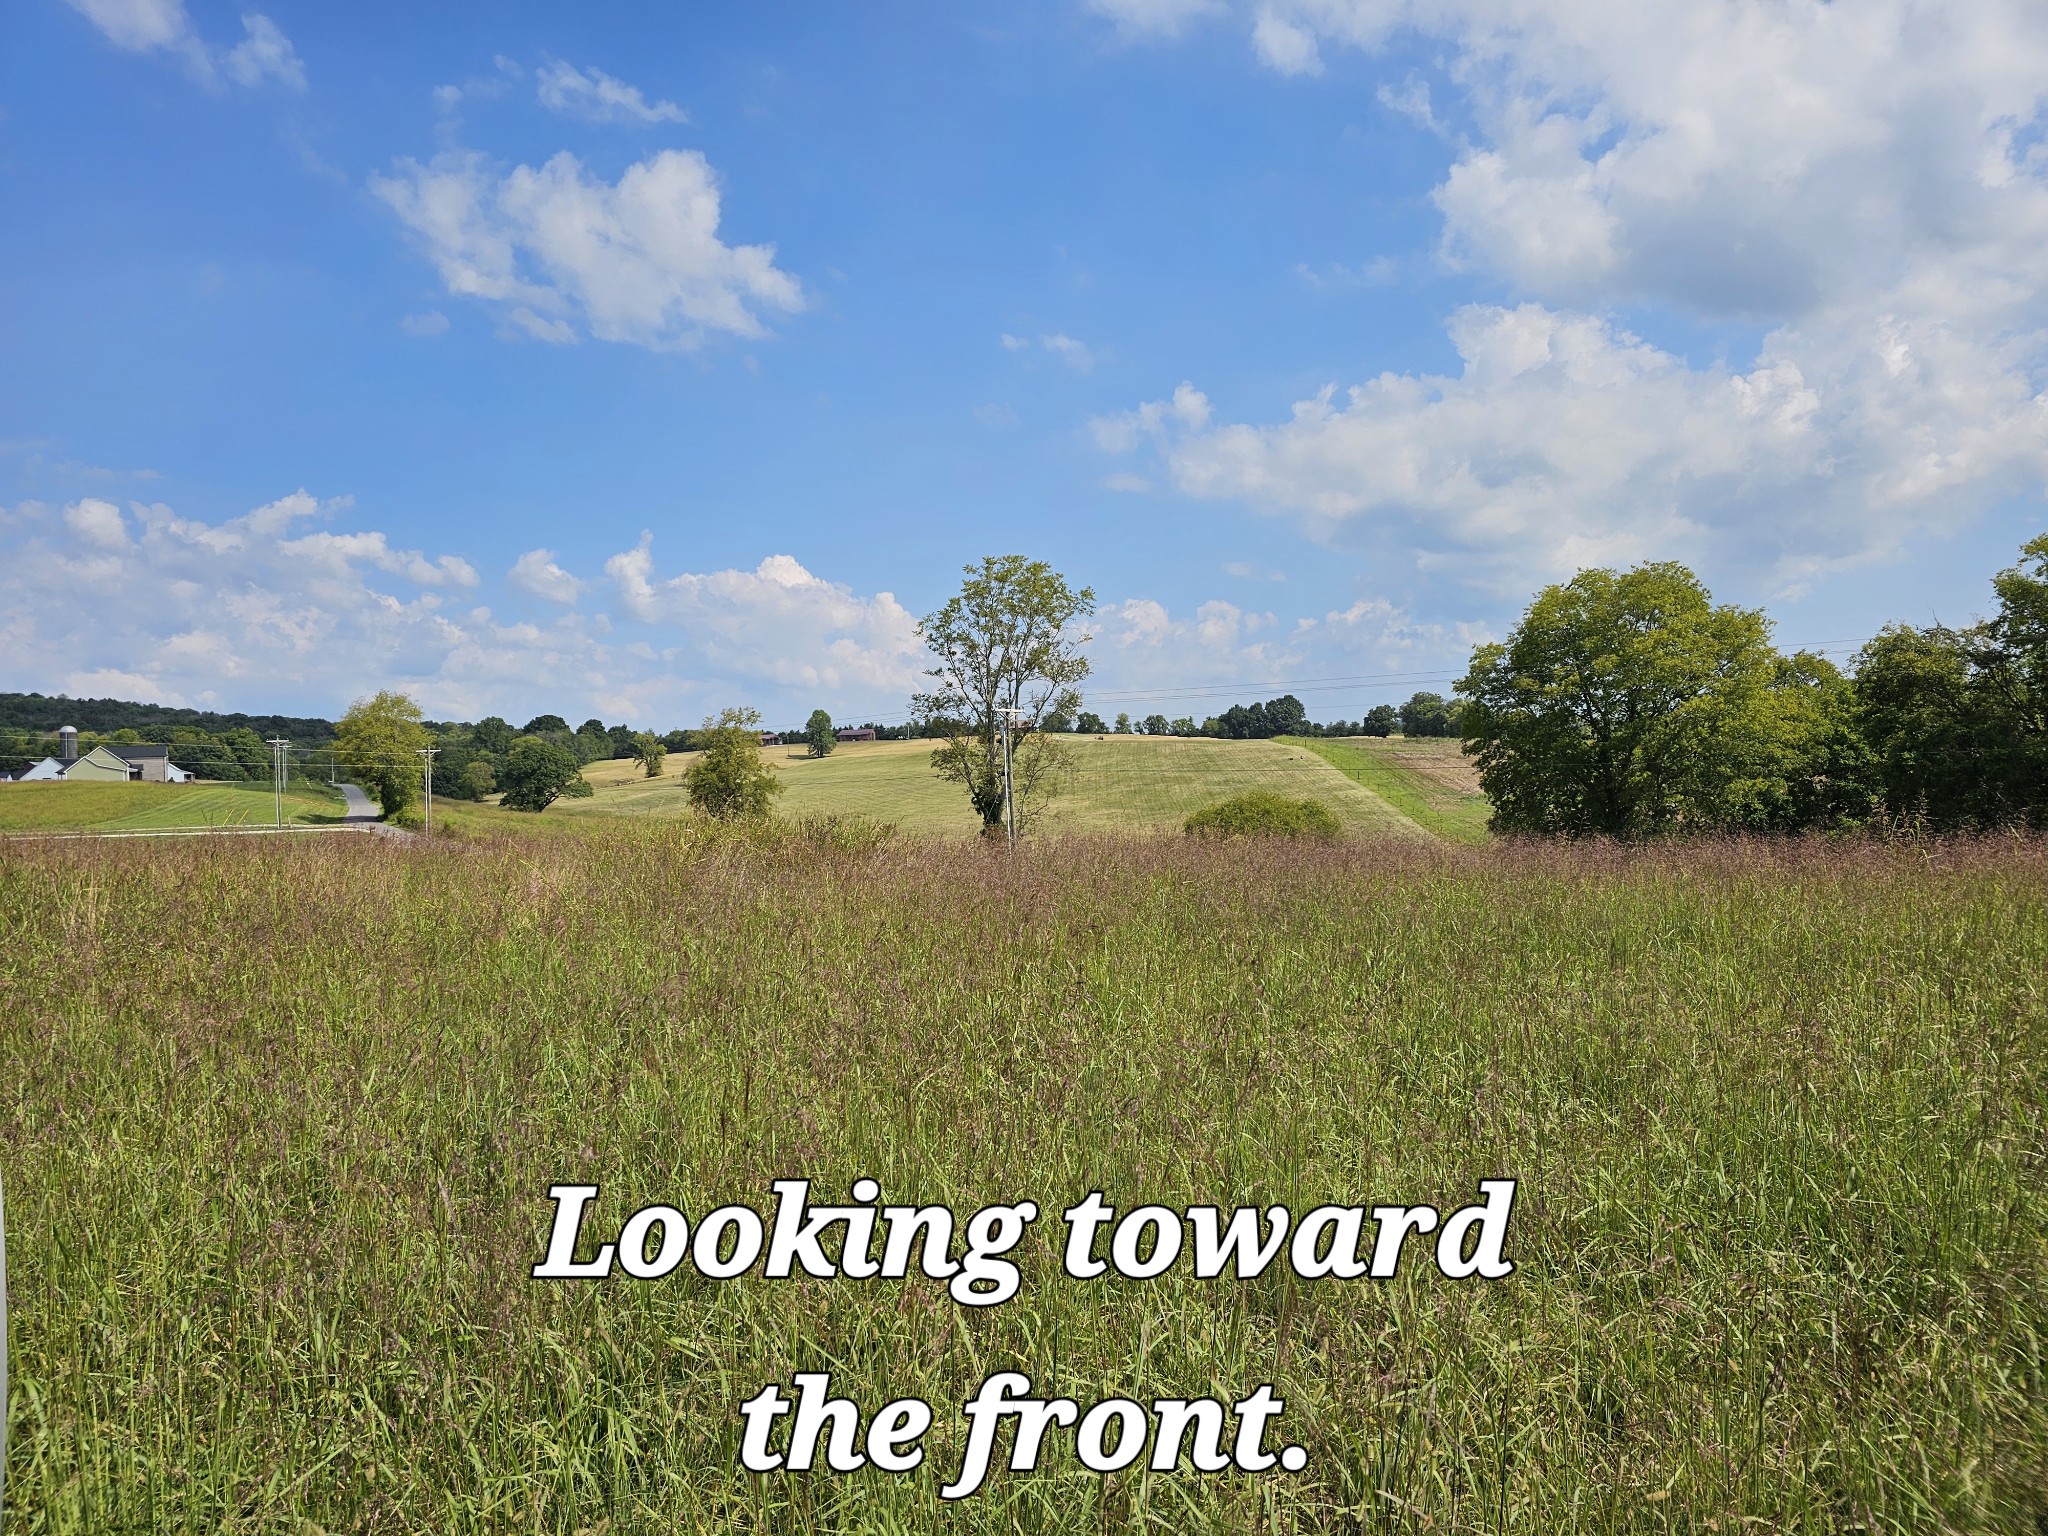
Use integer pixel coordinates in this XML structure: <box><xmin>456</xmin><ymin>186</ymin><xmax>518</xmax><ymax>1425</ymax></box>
<box><xmin>1184</xmin><ymin>789</ymin><xmax>1341</xmax><ymax>838</ymax></box>
<box><xmin>685</xmin><ymin>706</ymin><xmax>784</xmax><ymax>821</ymax></box>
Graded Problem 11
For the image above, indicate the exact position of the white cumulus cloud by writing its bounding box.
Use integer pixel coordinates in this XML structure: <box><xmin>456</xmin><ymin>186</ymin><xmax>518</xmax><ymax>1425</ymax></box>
<box><xmin>0</xmin><ymin>495</ymin><xmax>935</xmax><ymax>725</ymax></box>
<box><xmin>1099</xmin><ymin>0</ymin><xmax>2048</xmax><ymax>591</ymax></box>
<box><xmin>63</xmin><ymin>497</ymin><xmax>130</xmax><ymax>550</ymax></box>
<box><xmin>605</xmin><ymin>539</ymin><xmax>928</xmax><ymax>694</ymax></box>
<box><xmin>509</xmin><ymin>548</ymin><xmax>586</xmax><ymax>604</ymax></box>
<box><xmin>371</xmin><ymin>148</ymin><xmax>803</xmax><ymax>351</ymax></box>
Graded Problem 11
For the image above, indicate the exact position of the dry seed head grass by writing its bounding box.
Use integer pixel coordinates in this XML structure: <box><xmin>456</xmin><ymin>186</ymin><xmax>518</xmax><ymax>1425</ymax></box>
<box><xmin>0</xmin><ymin>826</ymin><xmax>2042</xmax><ymax>1532</ymax></box>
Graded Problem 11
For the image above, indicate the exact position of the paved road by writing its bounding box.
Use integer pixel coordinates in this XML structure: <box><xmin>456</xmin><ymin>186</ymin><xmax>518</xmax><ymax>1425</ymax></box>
<box><xmin>336</xmin><ymin>782</ymin><xmax>381</xmax><ymax>822</ymax></box>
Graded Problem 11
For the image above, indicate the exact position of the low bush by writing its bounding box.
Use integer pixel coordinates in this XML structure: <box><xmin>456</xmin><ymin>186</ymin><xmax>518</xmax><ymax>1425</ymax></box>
<box><xmin>1184</xmin><ymin>789</ymin><xmax>1342</xmax><ymax>839</ymax></box>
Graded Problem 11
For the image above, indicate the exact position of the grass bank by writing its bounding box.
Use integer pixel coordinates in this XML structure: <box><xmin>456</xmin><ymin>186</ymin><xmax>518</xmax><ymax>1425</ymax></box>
<box><xmin>1287</xmin><ymin>737</ymin><xmax>1491</xmax><ymax>844</ymax></box>
<box><xmin>0</xmin><ymin>779</ymin><xmax>344</xmax><ymax>833</ymax></box>
<box><xmin>1</xmin><ymin>830</ymin><xmax>2042</xmax><ymax>1531</ymax></box>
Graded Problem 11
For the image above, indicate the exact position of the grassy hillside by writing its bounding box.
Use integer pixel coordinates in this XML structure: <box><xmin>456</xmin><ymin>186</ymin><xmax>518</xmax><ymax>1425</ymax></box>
<box><xmin>1289</xmin><ymin>736</ymin><xmax>1491</xmax><ymax>843</ymax></box>
<box><xmin>0</xmin><ymin>778</ymin><xmax>344</xmax><ymax>832</ymax></box>
<box><xmin>0</xmin><ymin>830</ymin><xmax>2040</xmax><ymax>1531</ymax></box>
<box><xmin>479</xmin><ymin>735</ymin><xmax>1441</xmax><ymax>840</ymax></box>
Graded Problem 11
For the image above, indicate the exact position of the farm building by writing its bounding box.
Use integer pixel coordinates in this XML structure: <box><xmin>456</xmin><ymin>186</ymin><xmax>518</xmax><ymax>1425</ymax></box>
<box><xmin>17</xmin><ymin>745</ymin><xmax>133</xmax><ymax>782</ymax></box>
<box><xmin>107</xmin><ymin>744</ymin><xmax>191</xmax><ymax>782</ymax></box>
<box><xmin>834</xmin><ymin>727</ymin><xmax>878</xmax><ymax>743</ymax></box>
<box><xmin>7</xmin><ymin>726</ymin><xmax>193</xmax><ymax>783</ymax></box>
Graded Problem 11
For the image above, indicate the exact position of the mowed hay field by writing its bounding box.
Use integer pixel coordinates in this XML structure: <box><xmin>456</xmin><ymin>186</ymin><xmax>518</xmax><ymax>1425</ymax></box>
<box><xmin>474</xmin><ymin>735</ymin><xmax>1439</xmax><ymax>839</ymax></box>
<box><xmin>0</xmin><ymin>779</ymin><xmax>345</xmax><ymax>833</ymax></box>
<box><xmin>1</xmin><ymin>828</ymin><xmax>2044</xmax><ymax>1532</ymax></box>
<box><xmin>1294</xmin><ymin>738</ymin><xmax>1491</xmax><ymax>844</ymax></box>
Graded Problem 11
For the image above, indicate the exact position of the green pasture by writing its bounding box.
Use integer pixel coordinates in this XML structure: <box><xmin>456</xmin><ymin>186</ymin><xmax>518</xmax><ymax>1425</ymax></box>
<box><xmin>473</xmin><ymin>734</ymin><xmax>1451</xmax><ymax>840</ymax></box>
<box><xmin>0</xmin><ymin>779</ymin><xmax>344</xmax><ymax>833</ymax></box>
<box><xmin>1288</xmin><ymin>737</ymin><xmax>1492</xmax><ymax>843</ymax></box>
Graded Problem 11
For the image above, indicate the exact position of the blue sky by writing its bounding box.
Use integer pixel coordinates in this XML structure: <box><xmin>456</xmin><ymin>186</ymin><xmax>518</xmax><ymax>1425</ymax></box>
<box><xmin>5</xmin><ymin>0</ymin><xmax>2048</xmax><ymax>728</ymax></box>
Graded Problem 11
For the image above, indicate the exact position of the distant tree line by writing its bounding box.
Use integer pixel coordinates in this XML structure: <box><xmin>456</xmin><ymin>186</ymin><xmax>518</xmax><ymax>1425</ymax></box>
<box><xmin>0</xmin><ymin>692</ymin><xmax>336</xmax><ymax>743</ymax></box>
<box><xmin>1051</xmin><ymin>691</ymin><xmax>1460</xmax><ymax>741</ymax></box>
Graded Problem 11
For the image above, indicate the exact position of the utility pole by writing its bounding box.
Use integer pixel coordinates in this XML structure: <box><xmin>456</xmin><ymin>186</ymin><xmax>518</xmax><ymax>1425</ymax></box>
<box><xmin>997</xmin><ymin>706</ymin><xmax>1026</xmax><ymax>850</ymax></box>
<box><xmin>266</xmin><ymin>738</ymin><xmax>289</xmax><ymax>827</ymax></box>
<box><xmin>418</xmin><ymin>746</ymin><xmax>438</xmax><ymax>837</ymax></box>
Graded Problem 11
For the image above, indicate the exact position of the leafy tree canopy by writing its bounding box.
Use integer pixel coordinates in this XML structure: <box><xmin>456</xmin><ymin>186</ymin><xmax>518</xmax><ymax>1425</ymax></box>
<box><xmin>685</xmin><ymin>707</ymin><xmax>784</xmax><ymax>821</ymax></box>
<box><xmin>499</xmin><ymin>737</ymin><xmax>587</xmax><ymax>812</ymax></box>
<box><xmin>334</xmin><ymin>691</ymin><xmax>431</xmax><ymax>819</ymax></box>
<box><xmin>913</xmin><ymin>555</ymin><xmax>1095</xmax><ymax>836</ymax></box>
<box><xmin>1854</xmin><ymin>532</ymin><xmax>2048</xmax><ymax>828</ymax></box>
<box><xmin>1399</xmin><ymin>692</ymin><xmax>1457</xmax><ymax>738</ymax></box>
<box><xmin>804</xmin><ymin>708</ymin><xmax>836</xmax><ymax>758</ymax></box>
<box><xmin>1457</xmin><ymin>562</ymin><xmax>1855</xmax><ymax>837</ymax></box>
<box><xmin>1209</xmin><ymin>694</ymin><xmax>1307</xmax><ymax>740</ymax></box>
<box><xmin>630</xmin><ymin>731</ymin><xmax>667</xmax><ymax>778</ymax></box>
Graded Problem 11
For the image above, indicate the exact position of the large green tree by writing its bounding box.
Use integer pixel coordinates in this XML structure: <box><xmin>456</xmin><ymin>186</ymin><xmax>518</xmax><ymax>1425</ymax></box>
<box><xmin>334</xmin><ymin>691</ymin><xmax>431</xmax><ymax>819</ymax></box>
<box><xmin>471</xmin><ymin>715</ymin><xmax>514</xmax><ymax>754</ymax></box>
<box><xmin>804</xmin><ymin>708</ymin><xmax>836</xmax><ymax>758</ymax></box>
<box><xmin>499</xmin><ymin>738</ymin><xmax>587</xmax><ymax>812</ymax></box>
<box><xmin>630</xmin><ymin>731</ymin><xmax>666</xmax><ymax>778</ymax></box>
<box><xmin>1399</xmin><ymin>692</ymin><xmax>1456</xmax><ymax>738</ymax></box>
<box><xmin>684</xmin><ymin>707</ymin><xmax>783</xmax><ymax>821</ymax></box>
<box><xmin>1854</xmin><ymin>533</ymin><xmax>2048</xmax><ymax>827</ymax></box>
<box><xmin>1457</xmin><ymin>563</ymin><xmax>1858</xmax><ymax>836</ymax></box>
<box><xmin>912</xmin><ymin>555</ymin><xmax>1095</xmax><ymax>836</ymax></box>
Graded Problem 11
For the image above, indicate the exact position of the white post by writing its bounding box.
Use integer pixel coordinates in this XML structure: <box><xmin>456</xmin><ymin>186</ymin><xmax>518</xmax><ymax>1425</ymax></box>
<box><xmin>418</xmin><ymin>746</ymin><xmax>438</xmax><ymax>837</ymax></box>
<box><xmin>267</xmin><ymin>737</ymin><xmax>289</xmax><ymax>827</ymax></box>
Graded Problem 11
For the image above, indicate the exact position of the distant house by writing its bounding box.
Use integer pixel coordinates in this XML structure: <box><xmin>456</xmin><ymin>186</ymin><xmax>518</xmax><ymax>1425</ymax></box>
<box><xmin>106</xmin><ymin>744</ymin><xmax>188</xmax><ymax>782</ymax></box>
<box><xmin>760</xmin><ymin>732</ymin><xmax>784</xmax><ymax>746</ymax></box>
<box><xmin>835</xmin><ymin>727</ymin><xmax>878</xmax><ymax>743</ymax></box>
<box><xmin>5</xmin><ymin>726</ymin><xmax>193</xmax><ymax>783</ymax></box>
<box><xmin>17</xmin><ymin>745</ymin><xmax>134</xmax><ymax>782</ymax></box>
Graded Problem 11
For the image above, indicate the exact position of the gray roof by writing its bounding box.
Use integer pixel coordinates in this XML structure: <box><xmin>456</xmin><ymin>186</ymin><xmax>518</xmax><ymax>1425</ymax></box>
<box><xmin>107</xmin><ymin>744</ymin><xmax>169</xmax><ymax>761</ymax></box>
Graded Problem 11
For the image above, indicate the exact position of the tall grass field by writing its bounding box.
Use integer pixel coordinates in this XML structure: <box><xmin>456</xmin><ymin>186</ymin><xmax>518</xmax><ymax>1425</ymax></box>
<box><xmin>0</xmin><ymin>827</ymin><xmax>2043</xmax><ymax>1532</ymax></box>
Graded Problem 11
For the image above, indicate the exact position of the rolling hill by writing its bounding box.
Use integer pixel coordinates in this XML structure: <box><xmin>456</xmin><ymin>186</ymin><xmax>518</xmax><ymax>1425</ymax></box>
<box><xmin>446</xmin><ymin>733</ymin><xmax>1487</xmax><ymax>841</ymax></box>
